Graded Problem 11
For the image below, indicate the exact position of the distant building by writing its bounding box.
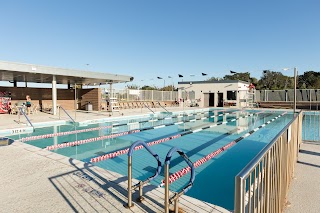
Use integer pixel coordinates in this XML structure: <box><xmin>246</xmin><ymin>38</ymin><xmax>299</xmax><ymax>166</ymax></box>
<box><xmin>178</xmin><ymin>80</ymin><xmax>251</xmax><ymax>108</ymax></box>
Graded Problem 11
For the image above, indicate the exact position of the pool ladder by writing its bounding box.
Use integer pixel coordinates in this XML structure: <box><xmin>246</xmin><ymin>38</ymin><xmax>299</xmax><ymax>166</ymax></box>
<box><xmin>124</xmin><ymin>141</ymin><xmax>195</xmax><ymax>213</ymax></box>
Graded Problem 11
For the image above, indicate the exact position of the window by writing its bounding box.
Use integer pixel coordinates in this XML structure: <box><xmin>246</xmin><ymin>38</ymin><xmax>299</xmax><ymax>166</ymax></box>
<box><xmin>227</xmin><ymin>91</ymin><xmax>237</xmax><ymax>100</ymax></box>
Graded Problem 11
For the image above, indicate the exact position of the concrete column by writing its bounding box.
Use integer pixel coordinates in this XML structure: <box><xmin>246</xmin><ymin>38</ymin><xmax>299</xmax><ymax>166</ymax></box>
<box><xmin>52</xmin><ymin>75</ymin><xmax>57</xmax><ymax>115</ymax></box>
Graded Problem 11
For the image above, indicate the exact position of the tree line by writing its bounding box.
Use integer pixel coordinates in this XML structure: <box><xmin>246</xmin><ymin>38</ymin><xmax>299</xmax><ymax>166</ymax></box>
<box><xmin>127</xmin><ymin>70</ymin><xmax>320</xmax><ymax>91</ymax></box>
<box><xmin>207</xmin><ymin>70</ymin><xmax>320</xmax><ymax>90</ymax></box>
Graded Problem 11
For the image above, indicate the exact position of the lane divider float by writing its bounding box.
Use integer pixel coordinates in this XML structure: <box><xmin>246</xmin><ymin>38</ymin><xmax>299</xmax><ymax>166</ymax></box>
<box><xmin>158</xmin><ymin>112</ymin><xmax>287</xmax><ymax>187</ymax></box>
<box><xmin>21</xmin><ymin>109</ymin><xmax>228</xmax><ymax>143</ymax></box>
<box><xmin>45</xmin><ymin>109</ymin><xmax>237</xmax><ymax>151</ymax></box>
<box><xmin>89</xmin><ymin>111</ymin><xmax>257</xmax><ymax>163</ymax></box>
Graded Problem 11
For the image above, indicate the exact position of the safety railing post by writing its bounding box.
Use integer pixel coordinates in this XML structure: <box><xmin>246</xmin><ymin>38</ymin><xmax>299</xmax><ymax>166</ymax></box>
<box><xmin>163</xmin><ymin>147</ymin><xmax>195</xmax><ymax>213</ymax></box>
<box><xmin>125</xmin><ymin>155</ymin><xmax>134</xmax><ymax>208</ymax></box>
<box><xmin>125</xmin><ymin>140</ymin><xmax>162</xmax><ymax>209</ymax></box>
<box><xmin>164</xmin><ymin>164</ymin><xmax>170</xmax><ymax>213</ymax></box>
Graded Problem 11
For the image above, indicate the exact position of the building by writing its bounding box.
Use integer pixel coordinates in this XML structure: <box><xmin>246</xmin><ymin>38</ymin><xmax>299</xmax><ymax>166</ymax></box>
<box><xmin>178</xmin><ymin>80</ymin><xmax>252</xmax><ymax>108</ymax></box>
<box><xmin>0</xmin><ymin>60</ymin><xmax>133</xmax><ymax>114</ymax></box>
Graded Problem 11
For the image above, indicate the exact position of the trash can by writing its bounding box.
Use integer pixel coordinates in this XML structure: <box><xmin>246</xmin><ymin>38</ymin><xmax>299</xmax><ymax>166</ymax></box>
<box><xmin>86</xmin><ymin>102</ymin><xmax>93</xmax><ymax>111</ymax></box>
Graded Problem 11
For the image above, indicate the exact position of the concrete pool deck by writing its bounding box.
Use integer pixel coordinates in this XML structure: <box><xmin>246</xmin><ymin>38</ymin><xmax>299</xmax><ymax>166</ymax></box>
<box><xmin>284</xmin><ymin>142</ymin><xmax>320</xmax><ymax>213</ymax></box>
<box><xmin>1</xmin><ymin>107</ymin><xmax>318</xmax><ymax>212</ymax></box>
<box><xmin>0</xmin><ymin>106</ymin><xmax>231</xmax><ymax>213</ymax></box>
<box><xmin>0</xmin><ymin>140</ymin><xmax>229</xmax><ymax>213</ymax></box>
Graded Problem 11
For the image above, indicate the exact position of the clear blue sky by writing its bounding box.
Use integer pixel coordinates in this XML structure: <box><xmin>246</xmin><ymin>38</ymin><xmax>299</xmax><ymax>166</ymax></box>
<box><xmin>1</xmin><ymin>0</ymin><xmax>319</xmax><ymax>88</ymax></box>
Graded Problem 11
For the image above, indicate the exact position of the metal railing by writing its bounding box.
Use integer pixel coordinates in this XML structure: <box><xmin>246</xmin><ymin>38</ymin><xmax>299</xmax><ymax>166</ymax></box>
<box><xmin>142</xmin><ymin>102</ymin><xmax>155</xmax><ymax>114</ymax></box>
<box><xmin>164</xmin><ymin>147</ymin><xmax>195</xmax><ymax>213</ymax></box>
<box><xmin>125</xmin><ymin>140</ymin><xmax>162</xmax><ymax>208</ymax></box>
<box><xmin>234</xmin><ymin>111</ymin><xmax>302</xmax><ymax>213</ymax></box>
<box><xmin>59</xmin><ymin>106</ymin><xmax>76</xmax><ymax>123</ymax></box>
<box><xmin>18</xmin><ymin>107</ymin><xmax>35</xmax><ymax>131</ymax></box>
<box><xmin>157</xmin><ymin>102</ymin><xmax>170</xmax><ymax>113</ymax></box>
<box><xmin>257</xmin><ymin>89</ymin><xmax>320</xmax><ymax>103</ymax></box>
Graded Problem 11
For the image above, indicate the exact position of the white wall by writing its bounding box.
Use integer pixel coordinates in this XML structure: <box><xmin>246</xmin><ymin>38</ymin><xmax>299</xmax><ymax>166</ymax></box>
<box><xmin>178</xmin><ymin>81</ymin><xmax>250</xmax><ymax>107</ymax></box>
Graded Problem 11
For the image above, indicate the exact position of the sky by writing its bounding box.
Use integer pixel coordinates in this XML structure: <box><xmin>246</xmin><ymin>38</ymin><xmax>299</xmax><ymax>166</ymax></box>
<box><xmin>1</xmin><ymin>0</ymin><xmax>320</xmax><ymax>89</ymax></box>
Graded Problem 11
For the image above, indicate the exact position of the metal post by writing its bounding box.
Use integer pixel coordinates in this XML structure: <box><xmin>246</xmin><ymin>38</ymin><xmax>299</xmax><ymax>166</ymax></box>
<box><xmin>174</xmin><ymin>198</ymin><xmax>179</xmax><ymax>213</ymax></box>
<box><xmin>164</xmin><ymin>164</ymin><xmax>170</xmax><ymax>213</ymax></box>
<box><xmin>52</xmin><ymin>75</ymin><xmax>57</xmax><ymax>115</ymax></box>
<box><xmin>294</xmin><ymin>67</ymin><xmax>297</xmax><ymax>113</ymax></box>
<box><xmin>310</xmin><ymin>89</ymin><xmax>312</xmax><ymax>110</ymax></box>
<box><xmin>125</xmin><ymin>156</ymin><xmax>134</xmax><ymax>208</ymax></box>
<box><xmin>74</xmin><ymin>84</ymin><xmax>77</xmax><ymax>121</ymax></box>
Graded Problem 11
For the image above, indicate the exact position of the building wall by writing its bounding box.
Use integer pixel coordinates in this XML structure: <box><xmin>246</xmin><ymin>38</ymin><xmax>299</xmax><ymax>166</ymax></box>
<box><xmin>0</xmin><ymin>87</ymin><xmax>101</xmax><ymax>111</ymax></box>
<box><xmin>178</xmin><ymin>82</ymin><xmax>250</xmax><ymax>107</ymax></box>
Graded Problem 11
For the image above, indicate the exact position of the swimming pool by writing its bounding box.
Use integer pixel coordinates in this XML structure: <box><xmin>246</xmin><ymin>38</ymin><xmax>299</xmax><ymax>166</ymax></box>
<box><xmin>9</xmin><ymin>108</ymin><xmax>294</xmax><ymax>210</ymax></box>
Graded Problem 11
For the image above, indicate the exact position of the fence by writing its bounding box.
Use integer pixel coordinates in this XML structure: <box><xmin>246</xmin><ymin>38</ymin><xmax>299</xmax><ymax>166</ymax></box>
<box><xmin>234</xmin><ymin>111</ymin><xmax>302</xmax><ymax>213</ymax></box>
<box><xmin>256</xmin><ymin>89</ymin><xmax>320</xmax><ymax>102</ymax></box>
<box><xmin>103</xmin><ymin>89</ymin><xmax>178</xmax><ymax>102</ymax></box>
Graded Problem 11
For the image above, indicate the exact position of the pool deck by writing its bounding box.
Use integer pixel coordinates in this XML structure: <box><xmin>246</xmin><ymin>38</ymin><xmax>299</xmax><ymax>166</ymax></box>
<box><xmin>1</xmin><ymin>107</ymin><xmax>319</xmax><ymax>212</ymax></box>
<box><xmin>284</xmin><ymin>141</ymin><xmax>320</xmax><ymax>213</ymax></box>
<box><xmin>0</xmin><ymin>106</ymin><xmax>231</xmax><ymax>213</ymax></box>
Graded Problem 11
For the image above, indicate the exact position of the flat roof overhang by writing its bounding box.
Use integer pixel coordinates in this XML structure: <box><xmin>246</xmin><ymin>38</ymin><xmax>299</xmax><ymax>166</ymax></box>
<box><xmin>0</xmin><ymin>60</ymin><xmax>133</xmax><ymax>85</ymax></box>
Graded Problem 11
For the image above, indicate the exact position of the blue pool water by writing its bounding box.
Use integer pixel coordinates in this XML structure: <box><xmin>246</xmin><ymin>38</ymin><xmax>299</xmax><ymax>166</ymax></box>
<box><xmin>302</xmin><ymin>111</ymin><xmax>320</xmax><ymax>142</ymax></box>
<box><xmin>9</xmin><ymin>109</ymin><xmax>294</xmax><ymax>210</ymax></box>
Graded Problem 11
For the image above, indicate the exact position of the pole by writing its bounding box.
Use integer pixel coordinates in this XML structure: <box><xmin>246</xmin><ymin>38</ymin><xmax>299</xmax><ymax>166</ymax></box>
<box><xmin>74</xmin><ymin>83</ymin><xmax>77</xmax><ymax>121</ymax></box>
<box><xmin>294</xmin><ymin>67</ymin><xmax>297</xmax><ymax>114</ymax></box>
<box><xmin>164</xmin><ymin>164</ymin><xmax>170</xmax><ymax>213</ymax></box>
<box><xmin>52</xmin><ymin>75</ymin><xmax>57</xmax><ymax>115</ymax></box>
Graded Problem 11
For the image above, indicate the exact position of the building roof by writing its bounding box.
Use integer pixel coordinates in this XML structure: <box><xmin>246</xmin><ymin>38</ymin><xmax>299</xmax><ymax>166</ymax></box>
<box><xmin>178</xmin><ymin>80</ymin><xmax>250</xmax><ymax>85</ymax></box>
<box><xmin>0</xmin><ymin>60</ymin><xmax>133</xmax><ymax>85</ymax></box>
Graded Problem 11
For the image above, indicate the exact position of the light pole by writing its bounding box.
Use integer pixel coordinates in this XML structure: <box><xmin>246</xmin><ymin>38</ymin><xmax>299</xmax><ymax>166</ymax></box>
<box><xmin>283</xmin><ymin>67</ymin><xmax>298</xmax><ymax>114</ymax></box>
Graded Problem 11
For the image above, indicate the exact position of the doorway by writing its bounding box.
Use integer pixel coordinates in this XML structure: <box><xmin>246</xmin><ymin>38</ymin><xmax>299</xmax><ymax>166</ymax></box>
<box><xmin>209</xmin><ymin>93</ymin><xmax>215</xmax><ymax>106</ymax></box>
<box><xmin>217</xmin><ymin>93</ymin><xmax>223</xmax><ymax>107</ymax></box>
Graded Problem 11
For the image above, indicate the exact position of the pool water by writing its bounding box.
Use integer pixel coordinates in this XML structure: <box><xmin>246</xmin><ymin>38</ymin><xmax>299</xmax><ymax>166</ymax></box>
<box><xmin>9</xmin><ymin>109</ymin><xmax>294</xmax><ymax>210</ymax></box>
<box><xmin>302</xmin><ymin>111</ymin><xmax>320</xmax><ymax>141</ymax></box>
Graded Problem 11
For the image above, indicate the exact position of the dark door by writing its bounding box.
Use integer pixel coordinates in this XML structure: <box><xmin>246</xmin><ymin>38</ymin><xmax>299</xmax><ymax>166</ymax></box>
<box><xmin>218</xmin><ymin>93</ymin><xmax>223</xmax><ymax>107</ymax></box>
<box><xmin>209</xmin><ymin>93</ymin><xmax>215</xmax><ymax>106</ymax></box>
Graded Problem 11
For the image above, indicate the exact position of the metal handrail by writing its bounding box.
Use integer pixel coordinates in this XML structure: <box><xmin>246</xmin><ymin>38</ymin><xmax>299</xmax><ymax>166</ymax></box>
<box><xmin>157</xmin><ymin>102</ymin><xmax>169</xmax><ymax>113</ymax></box>
<box><xmin>234</xmin><ymin>110</ymin><xmax>302</xmax><ymax>213</ymax></box>
<box><xmin>164</xmin><ymin>147</ymin><xmax>195</xmax><ymax>213</ymax></box>
<box><xmin>18</xmin><ymin>107</ymin><xmax>35</xmax><ymax>131</ymax></box>
<box><xmin>124</xmin><ymin>140</ymin><xmax>162</xmax><ymax>208</ymax></box>
<box><xmin>143</xmin><ymin>102</ymin><xmax>155</xmax><ymax>114</ymax></box>
<box><xmin>59</xmin><ymin>105</ymin><xmax>75</xmax><ymax>123</ymax></box>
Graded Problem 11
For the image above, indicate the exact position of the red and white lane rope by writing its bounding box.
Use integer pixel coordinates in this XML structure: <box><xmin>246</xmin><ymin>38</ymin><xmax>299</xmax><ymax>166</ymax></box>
<box><xmin>45</xmin><ymin>109</ymin><xmax>237</xmax><ymax>151</ymax></box>
<box><xmin>45</xmin><ymin>129</ymin><xmax>140</xmax><ymax>150</ymax></box>
<box><xmin>21</xmin><ymin>125</ymin><xmax>113</xmax><ymax>142</ymax></box>
<box><xmin>89</xmin><ymin>111</ymin><xmax>256</xmax><ymax>163</ymax></box>
<box><xmin>21</xmin><ymin>109</ymin><xmax>228</xmax><ymax>143</ymax></box>
<box><xmin>158</xmin><ymin>112</ymin><xmax>287</xmax><ymax>187</ymax></box>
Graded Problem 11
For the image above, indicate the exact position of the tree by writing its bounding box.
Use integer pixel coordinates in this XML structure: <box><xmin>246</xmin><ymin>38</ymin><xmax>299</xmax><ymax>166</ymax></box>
<box><xmin>224</xmin><ymin>72</ymin><xmax>251</xmax><ymax>82</ymax></box>
<box><xmin>298</xmin><ymin>71</ymin><xmax>320</xmax><ymax>89</ymax></box>
<box><xmin>257</xmin><ymin>70</ymin><xmax>289</xmax><ymax>90</ymax></box>
<box><xmin>141</xmin><ymin>85</ymin><xmax>158</xmax><ymax>90</ymax></box>
<box><xmin>126</xmin><ymin>84</ymin><xmax>139</xmax><ymax>89</ymax></box>
<box><xmin>205</xmin><ymin>76</ymin><xmax>221</xmax><ymax>81</ymax></box>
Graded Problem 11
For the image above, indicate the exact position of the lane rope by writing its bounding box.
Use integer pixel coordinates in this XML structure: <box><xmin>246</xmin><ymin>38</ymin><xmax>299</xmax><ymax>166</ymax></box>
<box><xmin>45</xmin><ymin>109</ymin><xmax>237</xmax><ymax>151</ymax></box>
<box><xmin>21</xmin><ymin>109</ymin><xmax>227</xmax><ymax>143</ymax></box>
<box><xmin>158</xmin><ymin>111</ymin><xmax>287</xmax><ymax>187</ymax></box>
<box><xmin>89</xmin><ymin>111</ymin><xmax>257</xmax><ymax>163</ymax></box>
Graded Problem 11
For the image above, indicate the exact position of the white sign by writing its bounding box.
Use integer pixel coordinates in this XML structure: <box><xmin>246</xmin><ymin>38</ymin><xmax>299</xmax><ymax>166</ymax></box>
<box><xmin>129</xmin><ymin>89</ymin><xmax>140</xmax><ymax>95</ymax></box>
